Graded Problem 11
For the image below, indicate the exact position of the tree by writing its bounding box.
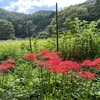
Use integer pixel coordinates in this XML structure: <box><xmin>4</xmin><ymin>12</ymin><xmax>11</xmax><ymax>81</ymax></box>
<box><xmin>26</xmin><ymin>20</ymin><xmax>36</xmax><ymax>52</ymax></box>
<box><xmin>0</xmin><ymin>19</ymin><xmax>15</xmax><ymax>40</ymax></box>
<box><xmin>26</xmin><ymin>20</ymin><xmax>36</xmax><ymax>37</ymax></box>
<box><xmin>96</xmin><ymin>0</ymin><xmax>100</xmax><ymax>5</ymax></box>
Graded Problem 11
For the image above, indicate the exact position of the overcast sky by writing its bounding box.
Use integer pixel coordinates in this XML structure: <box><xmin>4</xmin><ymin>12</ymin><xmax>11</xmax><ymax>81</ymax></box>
<box><xmin>0</xmin><ymin>0</ymin><xmax>87</xmax><ymax>14</ymax></box>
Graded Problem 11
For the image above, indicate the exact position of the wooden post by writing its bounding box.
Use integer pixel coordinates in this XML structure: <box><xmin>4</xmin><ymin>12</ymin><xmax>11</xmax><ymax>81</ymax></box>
<box><xmin>28</xmin><ymin>26</ymin><xmax>32</xmax><ymax>53</ymax></box>
<box><xmin>56</xmin><ymin>3</ymin><xmax>59</xmax><ymax>51</ymax></box>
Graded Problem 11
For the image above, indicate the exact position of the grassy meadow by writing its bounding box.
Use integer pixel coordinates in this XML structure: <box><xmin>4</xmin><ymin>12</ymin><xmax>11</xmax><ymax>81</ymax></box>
<box><xmin>0</xmin><ymin>36</ymin><xmax>100</xmax><ymax>100</ymax></box>
<box><xmin>0</xmin><ymin>39</ymin><xmax>48</xmax><ymax>61</ymax></box>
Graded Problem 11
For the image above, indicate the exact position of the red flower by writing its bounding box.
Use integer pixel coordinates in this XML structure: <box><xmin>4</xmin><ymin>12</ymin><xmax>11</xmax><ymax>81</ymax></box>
<box><xmin>72</xmin><ymin>62</ymin><xmax>80</xmax><ymax>70</ymax></box>
<box><xmin>37</xmin><ymin>49</ymin><xmax>50</xmax><ymax>58</ymax></box>
<box><xmin>37</xmin><ymin>49</ymin><xmax>62</xmax><ymax>60</ymax></box>
<box><xmin>81</xmin><ymin>60</ymin><xmax>93</xmax><ymax>67</ymax></box>
<box><xmin>79</xmin><ymin>71</ymin><xmax>95</xmax><ymax>80</ymax></box>
<box><xmin>92</xmin><ymin>58</ymin><xmax>100</xmax><ymax>66</ymax></box>
<box><xmin>6</xmin><ymin>59</ymin><xmax>15</xmax><ymax>64</ymax></box>
<box><xmin>60</xmin><ymin>61</ymin><xmax>79</xmax><ymax>71</ymax></box>
<box><xmin>97</xmin><ymin>66</ymin><xmax>100</xmax><ymax>69</ymax></box>
<box><xmin>35</xmin><ymin>61</ymin><xmax>45</xmax><ymax>67</ymax></box>
<box><xmin>1</xmin><ymin>61</ymin><xmax>14</xmax><ymax>69</ymax></box>
<box><xmin>24</xmin><ymin>53</ymin><xmax>37</xmax><ymax>61</ymax></box>
<box><xmin>67</xmin><ymin>50</ymin><xmax>71</xmax><ymax>53</ymax></box>
<box><xmin>56</xmin><ymin>51</ymin><xmax>62</xmax><ymax>56</ymax></box>
<box><xmin>44</xmin><ymin>58</ymin><xmax>61</xmax><ymax>69</ymax></box>
<box><xmin>50</xmin><ymin>66</ymin><xmax>68</xmax><ymax>74</ymax></box>
<box><xmin>0</xmin><ymin>65</ymin><xmax>7</xmax><ymax>71</ymax></box>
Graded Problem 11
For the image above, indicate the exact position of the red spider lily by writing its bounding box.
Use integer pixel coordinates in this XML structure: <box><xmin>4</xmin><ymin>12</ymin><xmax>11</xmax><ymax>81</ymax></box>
<box><xmin>1</xmin><ymin>61</ymin><xmax>14</xmax><ymax>69</ymax></box>
<box><xmin>0</xmin><ymin>65</ymin><xmax>7</xmax><ymax>71</ymax></box>
<box><xmin>97</xmin><ymin>66</ymin><xmax>100</xmax><ymax>69</ymax></box>
<box><xmin>24</xmin><ymin>53</ymin><xmax>37</xmax><ymax>61</ymax></box>
<box><xmin>35</xmin><ymin>61</ymin><xmax>45</xmax><ymax>67</ymax></box>
<box><xmin>67</xmin><ymin>50</ymin><xmax>71</xmax><ymax>53</ymax></box>
<box><xmin>81</xmin><ymin>60</ymin><xmax>93</xmax><ymax>67</ymax></box>
<box><xmin>73</xmin><ymin>53</ymin><xmax>78</xmax><ymax>57</ymax></box>
<box><xmin>37</xmin><ymin>49</ymin><xmax>50</xmax><ymax>58</ymax></box>
<box><xmin>60</xmin><ymin>61</ymin><xmax>80</xmax><ymax>71</ymax></box>
<box><xmin>44</xmin><ymin>58</ymin><xmax>61</xmax><ymax>70</ymax></box>
<box><xmin>50</xmin><ymin>66</ymin><xmax>68</xmax><ymax>74</ymax></box>
<box><xmin>6</xmin><ymin>59</ymin><xmax>15</xmax><ymax>64</ymax></box>
<box><xmin>56</xmin><ymin>51</ymin><xmax>62</xmax><ymax>56</ymax></box>
<box><xmin>42</xmin><ymin>53</ymin><xmax>52</xmax><ymax>60</ymax></box>
<box><xmin>38</xmin><ymin>50</ymin><xmax>61</xmax><ymax>61</ymax></box>
<box><xmin>44</xmin><ymin>53</ymin><xmax>61</xmax><ymax>61</ymax></box>
<box><xmin>79</xmin><ymin>71</ymin><xmax>95</xmax><ymax>80</ymax></box>
<box><xmin>92</xmin><ymin>58</ymin><xmax>100</xmax><ymax>66</ymax></box>
<box><xmin>72</xmin><ymin>62</ymin><xmax>80</xmax><ymax>70</ymax></box>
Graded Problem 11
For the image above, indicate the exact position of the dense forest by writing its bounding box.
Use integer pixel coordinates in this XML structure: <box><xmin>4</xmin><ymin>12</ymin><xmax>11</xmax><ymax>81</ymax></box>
<box><xmin>0</xmin><ymin>0</ymin><xmax>100</xmax><ymax>39</ymax></box>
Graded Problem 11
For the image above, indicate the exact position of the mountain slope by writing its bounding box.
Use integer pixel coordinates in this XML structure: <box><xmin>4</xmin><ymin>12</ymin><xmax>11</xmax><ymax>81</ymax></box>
<box><xmin>85</xmin><ymin>0</ymin><xmax>95</xmax><ymax>3</ymax></box>
<box><xmin>0</xmin><ymin>8</ymin><xmax>27</xmax><ymax>20</ymax></box>
<box><xmin>32</xmin><ymin>10</ymin><xmax>53</xmax><ymax>16</ymax></box>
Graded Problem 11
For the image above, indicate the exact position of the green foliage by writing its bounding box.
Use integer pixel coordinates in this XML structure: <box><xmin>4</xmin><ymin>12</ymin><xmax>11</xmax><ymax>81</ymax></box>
<box><xmin>0</xmin><ymin>19</ymin><xmax>15</xmax><ymax>40</ymax></box>
<box><xmin>13</xmin><ymin>11</ymin><xmax>55</xmax><ymax>38</ymax></box>
<box><xmin>45</xmin><ymin>18</ymin><xmax>100</xmax><ymax>60</ymax></box>
<box><xmin>0</xmin><ymin>49</ymin><xmax>100</xmax><ymax>100</ymax></box>
<box><xmin>0</xmin><ymin>8</ymin><xmax>27</xmax><ymax>21</ymax></box>
<box><xmin>58</xmin><ymin>18</ymin><xmax>100</xmax><ymax>60</ymax></box>
<box><xmin>33</xmin><ymin>10</ymin><xmax>53</xmax><ymax>16</ymax></box>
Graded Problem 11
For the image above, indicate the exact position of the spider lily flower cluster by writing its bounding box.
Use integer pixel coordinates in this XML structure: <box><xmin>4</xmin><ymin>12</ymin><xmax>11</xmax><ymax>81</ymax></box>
<box><xmin>0</xmin><ymin>49</ymin><xmax>99</xmax><ymax>99</ymax></box>
<box><xmin>23</xmin><ymin>49</ymin><xmax>100</xmax><ymax>99</ymax></box>
<box><xmin>0</xmin><ymin>59</ymin><xmax>15</xmax><ymax>71</ymax></box>
<box><xmin>24</xmin><ymin>49</ymin><xmax>100</xmax><ymax>80</ymax></box>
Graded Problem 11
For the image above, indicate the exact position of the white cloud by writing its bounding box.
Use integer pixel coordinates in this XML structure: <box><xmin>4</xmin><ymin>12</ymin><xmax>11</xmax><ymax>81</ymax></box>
<box><xmin>4</xmin><ymin>0</ymin><xmax>86</xmax><ymax>14</ymax></box>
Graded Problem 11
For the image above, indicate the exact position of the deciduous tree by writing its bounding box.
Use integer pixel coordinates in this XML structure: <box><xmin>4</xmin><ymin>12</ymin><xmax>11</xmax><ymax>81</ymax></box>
<box><xmin>0</xmin><ymin>19</ymin><xmax>15</xmax><ymax>40</ymax></box>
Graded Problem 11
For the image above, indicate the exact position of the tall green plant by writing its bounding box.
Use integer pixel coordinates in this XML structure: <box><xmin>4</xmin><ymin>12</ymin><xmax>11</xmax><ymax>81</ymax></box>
<box><xmin>59</xmin><ymin>17</ymin><xmax>100</xmax><ymax>60</ymax></box>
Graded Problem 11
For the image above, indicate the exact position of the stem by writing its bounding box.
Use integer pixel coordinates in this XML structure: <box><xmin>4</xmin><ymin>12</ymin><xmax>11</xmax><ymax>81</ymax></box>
<box><xmin>40</xmin><ymin>67</ymin><xmax>44</xmax><ymax>100</ymax></box>
<box><xmin>54</xmin><ymin>74</ymin><xmax>57</xmax><ymax>100</ymax></box>
<box><xmin>48</xmin><ymin>72</ymin><xmax>51</xmax><ymax>100</ymax></box>
<box><xmin>27</xmin><ymin>62</ymin><xmax>34</xmax><ymax>100</ymax></box>
<box><xmin>68</xmin><ymin>74</ymin><xmax>72</xmax><ymax>100</ymax></box>
<box><xmin>85</xmin><ymin>80</ymin><xmax>93</xmax><ymax>100</ymax></box>
<box><xmin>62</xmin><ymin>74</ymin><xmax>66</xmax><ymax>99</ymax></box>
<box><xmin>28</xmin><ymin>63</ymin><xmax>32</xmax><ymax>100</ymax></box>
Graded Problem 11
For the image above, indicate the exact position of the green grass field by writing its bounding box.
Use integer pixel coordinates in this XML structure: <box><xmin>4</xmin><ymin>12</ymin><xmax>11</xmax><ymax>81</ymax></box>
<box><xmin>0</xmin><ymin>39</ymin><xmax>48</xmax><ymax>61</ymax></box>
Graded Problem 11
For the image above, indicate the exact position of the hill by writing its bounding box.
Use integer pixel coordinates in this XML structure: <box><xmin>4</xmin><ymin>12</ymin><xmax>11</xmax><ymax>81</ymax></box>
<box><xmin>0</xmin><ymin>0</ymin><xmax>99</xmax><ymax>39</ymax></box>
<box><xmin>85</xmin><ymin>0</ymin><xmax>95</xmax><ymax>3</ymax></box>
<box><xmin>0</xmin><ymin>8</ymin><xmax>27</xmax><ymax>20</ymax></box>
<box><xmin>32</xmin><ymin>10</ymin><xmax>53</xmax><ymax>16</ymax></box>
<box><xmin>48</xmin><ymin>0</ymin><xmax>100</xmax><ymax>35</ymax></box>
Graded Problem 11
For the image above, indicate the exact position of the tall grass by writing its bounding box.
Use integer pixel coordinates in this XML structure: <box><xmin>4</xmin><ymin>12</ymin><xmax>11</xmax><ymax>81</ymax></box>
<box><xmin>0</xmin><ymin>39</ymin><xmax>47</xmax><ymax>62</ymax></box>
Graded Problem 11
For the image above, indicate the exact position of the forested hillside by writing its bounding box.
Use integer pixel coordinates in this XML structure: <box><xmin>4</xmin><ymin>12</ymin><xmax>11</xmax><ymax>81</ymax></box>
<box><xmin>0</xmin><ymin>0</ymin><xmax>99</xmax><ymax>39</ymax></box>
<box><xmin>47</xmin><ymin>0</ymin><xmax>100</xmax><ymax>35</ymax></box>
<box><xmin>0</xmin><ymin>8</ymin><xmax>27</xmax><ymax>20</ymax></box>
<box><xmin>0</xmin><ymin>8</ymin><xmax>55</xmax><ymax>38</ymax></box>
<box><xmin>84</xmin><ymin>0</ymin><xmax>95</xmax><ymax>3</ymax></box>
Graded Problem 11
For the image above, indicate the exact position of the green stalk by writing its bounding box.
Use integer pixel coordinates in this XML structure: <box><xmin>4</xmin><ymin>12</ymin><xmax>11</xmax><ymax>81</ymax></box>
<box><xmin>28</xmin><ymin>63</ymin><xmax>32</xmax><ymax>100</ymax></box>
<box><xmin>62</xmin><ymin>74</ymin><xmax>66</xmax><ymax>99</ymax></box>
<box><xmin>85</xmin><ymin>80</ymin><xmax>93</xmax><ymax>100</ymax></box>
<box><xmin>1</xmin><ymin>72</ymin><xmax>4</xmax><ymax>99</ymax></box>
<box><xmin>68</xmin><ymin>74</ymin><xmax>72</xmax><ymax>100</ymax></box>
<box><xmin>48</xmin><ymin>71</ymin><xmax>51</xmax><ymax>100</ymax></box>
<box><xmin>85</xmin><ymin>68</ymin><xmax>97</xmax><ymax>100</ymax></box>
<box><xmin>54</xmin><ymin>74</ymin><xmax>57</xmax><ymax>100</ymax></box>
<box><xmin>40</xmin><ymin>67</ymin><xmax>44</xmax><ymax>100</ymax></box>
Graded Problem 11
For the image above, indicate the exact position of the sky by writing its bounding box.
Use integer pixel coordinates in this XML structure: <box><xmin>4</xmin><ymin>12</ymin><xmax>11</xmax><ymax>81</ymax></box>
<box><xmin>0</xmin><ymin>0</ymin><xmax>87</xmax><ymax>14</ymax></box>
